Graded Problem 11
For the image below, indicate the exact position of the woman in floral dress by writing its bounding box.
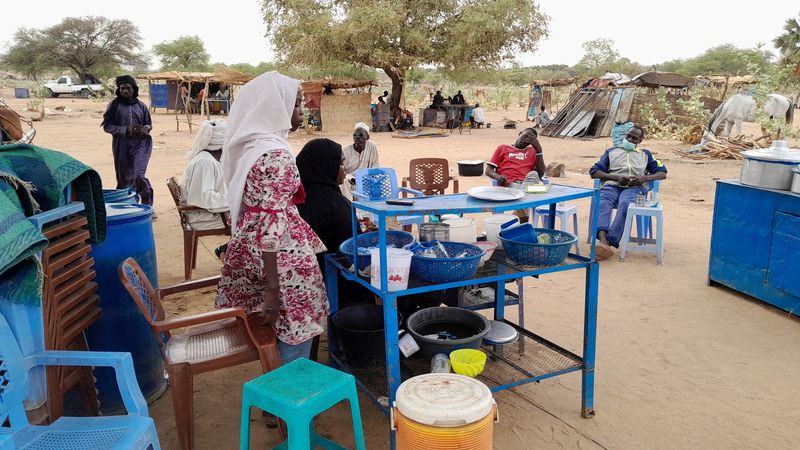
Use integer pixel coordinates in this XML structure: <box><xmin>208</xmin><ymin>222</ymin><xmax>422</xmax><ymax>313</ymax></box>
<box><xmin>216</xmin><ymin>71</ymin><xmax>329</xmax><ymax>364</ymax></box>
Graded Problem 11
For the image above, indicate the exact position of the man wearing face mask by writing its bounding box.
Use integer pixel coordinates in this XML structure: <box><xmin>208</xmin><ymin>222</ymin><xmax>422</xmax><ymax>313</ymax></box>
<box><xmin>589</xmin><ymin>125</ymin><xmax>667</xmax><ymax>260</ymax></box>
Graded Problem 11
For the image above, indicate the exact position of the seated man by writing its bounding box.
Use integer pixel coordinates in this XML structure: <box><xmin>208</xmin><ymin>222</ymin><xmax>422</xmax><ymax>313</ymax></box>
<box><xmin>589</xmin><ymin>125</ymin><xmax>667</xmax><ymax>260</ymax></box>
<box><xmin>431</xmin><ymin>90</ymin><xmax>445</xmax><ymax>109</ymax></box>
<box><xmin>452</xmin><ymin>90</ymin><xmax>465</xmax><ymax>105</ymax></box>
<box><xmin>470</xmin><ymin>103</ymin><xmax>487</xmax><ymax>128</ymax></box>
<box><xmin>485</xmin><ymin>128</ymin><xmax>546</xmax><ymax>222</ymax></box>
<box><xmin>180</xmin><ymin>120</ymin><xmax>229</xmax><ymax>230</ymax></box>
<box><xmin>485</xmin><ymin>127</ymin><xmax>546</xmax><ymax>188</ymax></box>
<box><xmin>533</xmin><ymin>105</ymin><xmax>550</xmax><ymax>128</ymax></box>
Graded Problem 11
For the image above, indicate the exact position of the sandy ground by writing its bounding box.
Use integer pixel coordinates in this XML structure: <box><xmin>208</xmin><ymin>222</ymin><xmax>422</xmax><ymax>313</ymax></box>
<box><xmin>4</xmin><ymin>89</ymin><xmax>800</xmax><ymax>450</ymax></box>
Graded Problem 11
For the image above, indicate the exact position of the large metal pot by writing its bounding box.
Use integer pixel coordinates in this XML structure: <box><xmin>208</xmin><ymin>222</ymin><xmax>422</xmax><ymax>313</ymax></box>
<box><xmin>740</xmin><ymin>141</ymin><xmax>800</xmax><ymax>190</ymax></box>
<box><xmin>792</xmin><ymin>166</ymin><xmax>800</xmax><ymax>194</ymax></box>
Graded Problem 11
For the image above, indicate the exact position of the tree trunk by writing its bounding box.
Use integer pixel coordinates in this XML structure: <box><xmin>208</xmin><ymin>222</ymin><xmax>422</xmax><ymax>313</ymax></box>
<box><xmin>383</xmin><ymin>66</ymin><xmax>406</xmax><ymax>122</ymax></box>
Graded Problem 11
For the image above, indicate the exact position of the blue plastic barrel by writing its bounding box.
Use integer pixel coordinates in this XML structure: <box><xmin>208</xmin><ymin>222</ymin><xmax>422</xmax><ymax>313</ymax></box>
<box><xmin>86</xmin><ymin>203</ymin><xmax>166</xmax><ymax>413</ymax></box>
<box><xmin>102</xmin><ymin>188</ymin><xmax>138</xmax><ymax>205</ymax></box>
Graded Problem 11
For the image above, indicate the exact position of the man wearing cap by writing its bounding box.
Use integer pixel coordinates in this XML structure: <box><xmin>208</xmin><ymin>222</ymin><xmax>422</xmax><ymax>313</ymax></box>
<box><xmin>341</xmin><ymin>122</ymin><xmax>380</xmax><ymax>200</ymax></box>
<box><xmin>180</xmin><ymin>120</ymin><xmax>229</xmax><ymax>230</ymax></box>
<box><xmin>102</xmin><ymin>75</ymin><xmax>154</xmax><ymax>206</ymax></box>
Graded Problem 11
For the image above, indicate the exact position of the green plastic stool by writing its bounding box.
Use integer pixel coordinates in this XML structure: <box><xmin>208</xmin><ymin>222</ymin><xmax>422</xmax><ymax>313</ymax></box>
<box><xmin>239</xmin><ymin>358</ymin><xmax>367</xmax><ymax>450</ymax></box>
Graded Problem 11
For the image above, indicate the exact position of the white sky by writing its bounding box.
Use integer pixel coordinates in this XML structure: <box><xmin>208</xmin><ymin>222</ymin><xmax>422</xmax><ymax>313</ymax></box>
<box><xmin>2</xmin><ymin>1</ymin><xmax>798</xmax><ymax>69</ymax></box>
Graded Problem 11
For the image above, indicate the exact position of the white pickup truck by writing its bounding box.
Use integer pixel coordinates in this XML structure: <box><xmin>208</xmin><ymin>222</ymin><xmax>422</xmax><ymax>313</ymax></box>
<box><xmin>43</xmin><ymin>75</ymin><xmax>104</xmax><ymax>98</ymax></box>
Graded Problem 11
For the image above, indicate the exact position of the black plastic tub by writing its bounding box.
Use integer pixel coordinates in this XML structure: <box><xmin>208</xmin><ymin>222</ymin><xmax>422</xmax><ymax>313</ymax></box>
<box><xmin>406</xmin><ymin>307</ymin><xmax>490</xmax><ymax>357</ymax></box>
<box><xmin>457</xmin><ymin>160</ymin><xmax>485</xmax><ymax>177</ymax></box>
<box><xmin>331</xmin><ymin>304</ymin><xmax>402</xmax><ymax>369</ymax></box>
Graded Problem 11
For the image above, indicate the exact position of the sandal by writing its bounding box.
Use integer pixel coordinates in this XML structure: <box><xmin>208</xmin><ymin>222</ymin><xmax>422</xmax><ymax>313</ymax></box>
<box><xmin>595</xmin><ymin>243</ymin><xmax>615</xmax><ymax>261</ymax></box>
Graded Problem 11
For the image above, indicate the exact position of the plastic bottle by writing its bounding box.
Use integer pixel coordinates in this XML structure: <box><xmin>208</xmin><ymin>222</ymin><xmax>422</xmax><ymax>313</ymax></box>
<box><xmin>431</xmin><ymin>353</ymin><xmax>451</xmax><ymax>373</ymax></box>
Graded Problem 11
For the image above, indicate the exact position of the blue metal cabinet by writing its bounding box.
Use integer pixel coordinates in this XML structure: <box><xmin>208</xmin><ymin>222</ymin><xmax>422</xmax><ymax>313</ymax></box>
<box><xmin>709</xmin><ymin>180</ymin><xmax>800</xmax><ymax>315</ymax></box>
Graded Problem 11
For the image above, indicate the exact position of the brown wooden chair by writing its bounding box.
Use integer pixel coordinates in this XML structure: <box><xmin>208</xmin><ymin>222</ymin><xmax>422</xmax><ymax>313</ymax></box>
<box><xmin>166</xmin><ymin>176</ymin><xmax>230</xmax><ymax>280</ymax></box>
<box><xmin>402</xmin><ymin>158</ymin><xmax>459</xmax><ymax>195</ymax></box>
<box><xmin>118</xmin><ymin>257</ymin><xmax>283</xmax><ymax>450</ymax></box>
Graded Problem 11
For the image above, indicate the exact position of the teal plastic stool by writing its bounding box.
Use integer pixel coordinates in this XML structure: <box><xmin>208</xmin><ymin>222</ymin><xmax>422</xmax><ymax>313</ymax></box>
<box><xmin>239</xmin><ymin>358</ymin><xmax>367</xmax><ymax>450</ymax></box>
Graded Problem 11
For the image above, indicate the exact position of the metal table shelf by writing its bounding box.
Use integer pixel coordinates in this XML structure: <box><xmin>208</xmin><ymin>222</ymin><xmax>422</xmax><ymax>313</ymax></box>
<box><xmin>324</xmin><ymin>185</ymin><xmax>600</xmax><ymax>447</ymax></box>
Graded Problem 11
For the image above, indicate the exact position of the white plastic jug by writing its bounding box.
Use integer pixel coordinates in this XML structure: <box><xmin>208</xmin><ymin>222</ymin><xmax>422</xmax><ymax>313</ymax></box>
<box><xmin>484</xmin><ymin>215</ymin><xmax>518</xmax><ymax>249</ymax></box>
<box><xmin>370</xmin><ymin>248</ymin><xmax>413</xmax><ymax>292</ymax></box>
<box><xmin>443</xmin><ymin>218</ymin><xmax>477</xmax><ymax>243</ymax></box>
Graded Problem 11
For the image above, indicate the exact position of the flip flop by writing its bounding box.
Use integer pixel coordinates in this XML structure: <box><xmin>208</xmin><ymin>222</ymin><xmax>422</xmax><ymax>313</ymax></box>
<box><xmin>595</xmin><ymin>243</ymin><xmax>615</xmax><ymax>261</ymax></box>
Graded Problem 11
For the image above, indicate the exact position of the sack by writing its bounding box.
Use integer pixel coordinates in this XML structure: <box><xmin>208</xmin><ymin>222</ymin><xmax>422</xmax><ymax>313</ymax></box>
<box><xmin>0</xmin><ymin>107</ymin><xmax>24</xmax><ymax>141</ymax></box>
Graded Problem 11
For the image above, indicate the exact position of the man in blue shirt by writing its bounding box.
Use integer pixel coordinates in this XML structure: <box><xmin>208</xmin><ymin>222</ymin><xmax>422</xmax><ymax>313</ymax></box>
<box><xmin>589</xmin><ymin>125</ymin><xmax>667</xmax><ymax>260</ymax></box>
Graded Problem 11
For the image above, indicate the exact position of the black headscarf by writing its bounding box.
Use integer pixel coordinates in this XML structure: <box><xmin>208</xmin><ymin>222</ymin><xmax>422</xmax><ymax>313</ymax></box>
<box><xmin>295</xmin><ymin>138</ymin><xmax>343</xmax><ymax>197</ymax></box>
<box><xmin>101</xmin><ymin>75</ymin><xmax>140</xmax><ymax>127</ymax></box>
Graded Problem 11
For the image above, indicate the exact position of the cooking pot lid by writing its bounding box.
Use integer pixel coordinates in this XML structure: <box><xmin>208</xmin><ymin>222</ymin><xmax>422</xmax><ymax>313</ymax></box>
<box><xmin>483</xmin><ymin>320</ymin><xmax>518</xmax><ymax>344</ymax></box>
<box><xmin>395</xmin><ymin>373</ymin><xmax>494</xmax><ymax>427</ymax></box>
<box><xmin>742</xmin><ymin>141</ymin><xmax>800</xmax><ymax>162</ymax></box>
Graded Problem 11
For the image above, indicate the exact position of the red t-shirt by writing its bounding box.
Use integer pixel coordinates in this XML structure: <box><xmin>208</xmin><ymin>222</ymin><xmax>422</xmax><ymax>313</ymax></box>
<box><xmin>487</xmin><ymin>143</ymin><xmax>539</xmax><ymax>183</ymax></box>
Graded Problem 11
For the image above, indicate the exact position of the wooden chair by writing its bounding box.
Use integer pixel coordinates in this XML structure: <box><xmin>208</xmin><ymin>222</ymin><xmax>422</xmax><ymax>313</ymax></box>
<box><xmin>118</xmin><ymin>257</ymin><xmax>284</xmax><ymax>450</ymax></box>
<box><xmin>166</xmin><ymin>176</ymin><xmax>230</xmax><ymax>280</ymax></box>
<box><xmin>402</xmin><ymin>158</ymin><xmax>459</xmax><ymax>195</ymax></box>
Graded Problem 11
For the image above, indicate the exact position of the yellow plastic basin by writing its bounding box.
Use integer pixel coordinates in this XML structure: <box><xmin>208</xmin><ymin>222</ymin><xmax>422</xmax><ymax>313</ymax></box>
<box><xmin>450</xmin><ymin>349</ymin><xmax>487</xmax><ymax>377</ymax></box>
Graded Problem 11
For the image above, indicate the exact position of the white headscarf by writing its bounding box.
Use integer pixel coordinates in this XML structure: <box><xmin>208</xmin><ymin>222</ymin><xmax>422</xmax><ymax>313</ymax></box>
<box><xmin>222</xmin><ymin>71</ymin><xmax>301</xmax><ymax>233</ymax></box>
<box><xmin>186</xmin><ymin>119</ymin><xmax>227</xmax><ymax>160</ymax></box>
<box><xmin>354</xmin><ymin>122</ymin><xmax>370</xmax><ymax>133</ymax></box>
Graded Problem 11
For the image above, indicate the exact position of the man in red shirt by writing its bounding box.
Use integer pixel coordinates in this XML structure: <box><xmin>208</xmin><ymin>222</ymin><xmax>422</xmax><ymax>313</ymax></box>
<box><xmin>485</xmin><ymin>128</ymin><xmax>546</xmax><ymax>186</ymax></box>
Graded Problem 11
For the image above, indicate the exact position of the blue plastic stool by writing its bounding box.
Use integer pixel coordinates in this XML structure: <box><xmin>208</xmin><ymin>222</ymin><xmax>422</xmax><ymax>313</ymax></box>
<box><xmin>239</xmin><ymin>358</ymin><xmax>366</xmax><ymax>450</ymax></box>
<box><xmin>531</xmin><ymin>204</ymin><xmax>581</xmax><ymax>256</ymax></box>
<box><xmin>618</xmin><ymin>204</ymin><xmax>664</xmax><ymax>265</ymax></box>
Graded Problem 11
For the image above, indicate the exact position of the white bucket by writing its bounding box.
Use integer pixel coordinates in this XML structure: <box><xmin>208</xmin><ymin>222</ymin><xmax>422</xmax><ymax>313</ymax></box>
<box><xmin>443</xmin><ymin>218</ymin><xmax>477</xmax><ymax>243</ymax></box>
<box><xmin>370</xmin><ymin>248</ymin><xmax>413</xmax><ymax>292</ymax></box>
<box><xmin>484</xmin><ymin>215</ymin><xmax>518</xmax><ymax>249</ymax></box>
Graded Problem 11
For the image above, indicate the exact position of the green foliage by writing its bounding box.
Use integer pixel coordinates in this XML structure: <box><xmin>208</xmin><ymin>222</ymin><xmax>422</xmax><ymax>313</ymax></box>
<box><xmin>639</xmin><ymin>89</ymin><xmax>711</xmax><ymax>140</ymax></box>
<box><xmin>261</xmin><ymin>0</ymin><xmax>549</xmax><ymax>117</ymax></box>
<box><xmin>773</xmin><ymin>13</ymin><xmax>800</xmax><ymax>67</ymax></box>
<box><xmin>657</xmin><ymin>44</ymin><xmax>771</xmax><ymax>76</ymax></box>
<box><xmin>153</xmin><ymin>36</ymin><xmax>210</xmax><ymax>71</ymax></box>
<box><xmin>745</xmin><ymin>59</ymin><xmax>800</xmax><ymax>138</ymax></box>
<box><xmin>572</xmin><ymin>38</ymin><xmax>620</xmax><ymax>76</ymax></box>
<box><xmin>1</xmin><ymin>16</ymin><xmax>148</xmax><ymax>82</ymax></box>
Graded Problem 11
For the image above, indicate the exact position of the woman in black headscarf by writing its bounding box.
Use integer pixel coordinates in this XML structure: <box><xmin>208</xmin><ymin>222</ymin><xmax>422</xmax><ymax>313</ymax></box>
<box><xmin>296</xmin><ymin>138</ymin><xmax>372</xmax><ymax>307</ymax></box>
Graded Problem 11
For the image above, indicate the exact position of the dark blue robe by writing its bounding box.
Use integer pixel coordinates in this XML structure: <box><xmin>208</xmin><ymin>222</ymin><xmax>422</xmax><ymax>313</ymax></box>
<box><xmin>103</xmin><ymin>100</ymin><xmax>154</xmax><ymax>205</ymax></box>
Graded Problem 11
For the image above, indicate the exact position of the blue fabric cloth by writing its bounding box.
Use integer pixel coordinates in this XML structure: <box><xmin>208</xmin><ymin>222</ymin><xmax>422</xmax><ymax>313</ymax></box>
<box><xmin>598</xmin><ymin>184</ymin><xmax>648</xmax><ymax>247</ymax></box>
<box><xmin>278</xmin><ymin>338</ymin><xmax>314</xmax><ymax>365</ymax></box>
<box><xmin>103</xmin><ymin>100</ymin><xmax>153</xmax><ymax>205</ymax></box>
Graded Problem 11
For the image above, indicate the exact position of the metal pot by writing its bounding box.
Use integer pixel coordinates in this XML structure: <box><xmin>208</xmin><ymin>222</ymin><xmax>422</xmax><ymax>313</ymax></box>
<box><xmin>740</xmin><ymin>141</ymin><xmax>800</xmax><ymax>190</ymax></box>
<box><xmin>792</xmin><ymin>166</ymin><xmax>800</xmax><ymax>194</ymax></box>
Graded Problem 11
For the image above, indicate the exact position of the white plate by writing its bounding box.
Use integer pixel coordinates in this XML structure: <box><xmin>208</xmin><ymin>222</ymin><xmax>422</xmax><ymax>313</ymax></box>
<box><xmin>467</xmin><ymin>186</ymin><xmax>524</xmax><ymax>202</ymax></box>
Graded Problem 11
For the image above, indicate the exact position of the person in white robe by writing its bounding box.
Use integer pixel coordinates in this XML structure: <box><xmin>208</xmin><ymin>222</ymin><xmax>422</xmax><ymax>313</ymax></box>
<box><xmin>340</xmin><ymin>122</ymin><xmax>380</xmax><ymax>200</ymax></box>
<box><xmin>180</xmin><ymin>119</ymin><xmax>229</xmax><ymax>230</ymax></box>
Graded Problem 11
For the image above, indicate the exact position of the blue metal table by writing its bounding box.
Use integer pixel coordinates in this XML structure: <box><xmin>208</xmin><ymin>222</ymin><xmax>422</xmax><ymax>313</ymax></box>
<box><xmin>324</xmin><ymin>184</ymin><xmax>601</xmax><ymax>446</ymax></box>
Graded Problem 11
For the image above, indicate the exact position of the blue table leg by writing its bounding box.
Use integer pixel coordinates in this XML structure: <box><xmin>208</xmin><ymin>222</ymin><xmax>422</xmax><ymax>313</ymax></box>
<box><xmin>384</xmin><ymin>293</ymin><xmax>400</xmax><ymax>449</ymax></box>
<box><xmin>547</xmin><ymin>203</ymin><xmax>556</xmax><ymax>229</ymax></box>
<box><xmin>582</xmin><ymin>261</ymin><xmax>599</xmax><ymax>418</ymax></box>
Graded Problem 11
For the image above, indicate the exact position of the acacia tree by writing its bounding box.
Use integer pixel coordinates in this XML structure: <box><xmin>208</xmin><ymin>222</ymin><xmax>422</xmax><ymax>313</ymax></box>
<box><xmin>1</xmin><ymin>16</ymin><xmax>147</xmax><ymax>82</ymax></box>
<box><xmin>261</xmin><ymin>0</ymin><xmax>549</xmax><ymax>119</ymax></box>
<box><xmin>153</xmin><ymin>36</ymin><xmax>210</xmax><ymax>71</ymax></box>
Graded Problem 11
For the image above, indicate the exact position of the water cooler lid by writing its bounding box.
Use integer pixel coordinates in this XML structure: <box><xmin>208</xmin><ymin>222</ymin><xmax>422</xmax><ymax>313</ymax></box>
<box><xmin>395</xmin><ymin>373</ymin><xmax>494</xmax><ymax>427</ymax></box>
<box><xmin>483</xmin><ymin>320</ymin><xmax>518</xmax><ymax>344</ymax></box>
<box><xmin>105</xmin><ymin>203</ymin><xmax>152</xmax><ymax>222</ymax></box>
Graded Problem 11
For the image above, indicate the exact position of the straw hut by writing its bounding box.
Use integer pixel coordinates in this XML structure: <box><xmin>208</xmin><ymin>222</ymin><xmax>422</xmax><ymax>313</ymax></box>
<box><xmin>527</xmin><ymin>77</ymin><xmax>580</xmax><ymax>120</ymax></box>
<box><xmin>139</xmin><ymin>68</ymin><xmax>254</xmax><ymax>131</ymax></box>
<box><xmin>301</xmin><ymin>78</ymin><xmax>375</xmax><ymax>133</ymax></box>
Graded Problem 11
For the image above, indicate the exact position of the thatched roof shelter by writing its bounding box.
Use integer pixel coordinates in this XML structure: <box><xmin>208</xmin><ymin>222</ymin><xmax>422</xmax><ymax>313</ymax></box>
<box><xmin>530</xmin><ymin>77</ymin><xmax>580</xmax><ymax>87</ymax></box>
<box><xmin>139</xmin><ymin>67</ymin><xmax>254</xmax><ymax>85</ymax></box>
<box><xmin>301</xmin><ymin>78</ymin><xmax>375</xmax><ymax>91</ymax></box>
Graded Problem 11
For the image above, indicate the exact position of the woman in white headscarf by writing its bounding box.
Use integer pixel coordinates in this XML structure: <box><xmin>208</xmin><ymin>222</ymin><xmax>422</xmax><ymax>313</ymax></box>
<box><xmin>340</xmin><ymin>122</ymin><xmax>380</xmax><ymax>200</ymax></box>
<box><xmin>216</xmin><ymin>71</ymin><xmax>329</xmax><ymax>365</ymax></box>
<box><xmin>180</xmin><ymin>119</ymin><xmax>229</xmax><ymax>230</ymax></box>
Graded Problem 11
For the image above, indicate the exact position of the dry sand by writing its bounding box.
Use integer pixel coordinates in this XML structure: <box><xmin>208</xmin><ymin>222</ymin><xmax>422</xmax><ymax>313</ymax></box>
<box><xmin>4</xmin><ymin>89</ymin><xmax>800</xmax><ymax>449</ymax></box>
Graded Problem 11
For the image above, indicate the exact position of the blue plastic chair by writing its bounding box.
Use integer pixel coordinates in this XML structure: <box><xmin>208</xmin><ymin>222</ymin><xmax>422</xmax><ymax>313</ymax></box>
<box><xmin>0</xmin><ymin>314</ymin><xmax>161</xmax><ymax>450</ymax></box>
<box><xmin>353</xmin><ymin>167</ymin><xmax>424</xmax><ymax>228</ymax></box>
<box><xmin>587</xmin><ymin>178</ymin><xmax>661</xmax><ymax>243</ymax></box>
<box><xmin>239</xmin><ymin>358</ymin><xmax>366</xmax><ymax>450</ymax></box>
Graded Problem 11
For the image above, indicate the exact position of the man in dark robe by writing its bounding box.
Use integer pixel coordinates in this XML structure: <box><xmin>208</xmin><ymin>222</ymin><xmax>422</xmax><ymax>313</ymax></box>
<box><xmin>102</xmin><ymin>75</ymin><xmax>154</xmax><ymax>206</ymax></box>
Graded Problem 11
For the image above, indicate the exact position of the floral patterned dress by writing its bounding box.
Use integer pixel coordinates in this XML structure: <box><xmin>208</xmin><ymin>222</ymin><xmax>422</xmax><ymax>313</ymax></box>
<box><xmin>216</xmin><ymin>149</ymin><xmax>329</xmax><ymax>345</ymax></box>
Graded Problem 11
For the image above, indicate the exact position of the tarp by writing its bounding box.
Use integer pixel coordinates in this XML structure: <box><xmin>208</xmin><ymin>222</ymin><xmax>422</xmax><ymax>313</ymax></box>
<box><xmin>632</xmin><ymin>71</ymin><xmax>696</xmax><ymax>88</ymax></box>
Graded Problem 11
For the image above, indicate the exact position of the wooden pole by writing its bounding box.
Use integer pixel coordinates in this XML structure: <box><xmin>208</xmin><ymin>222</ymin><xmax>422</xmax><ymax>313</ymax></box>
<box><xmin>174</xmin><ymin>80</ymin><xmax>181</xmax><ymax>131</ymax></box>
<box><xmin>720</xmin><ymin>75</ymin><xmax>729</xmax><ymax>101</ymax></box>
<box><xmin>186</xmin><ymin>80</ymin><xmax>194</xmax><ymax>133</ymax></box>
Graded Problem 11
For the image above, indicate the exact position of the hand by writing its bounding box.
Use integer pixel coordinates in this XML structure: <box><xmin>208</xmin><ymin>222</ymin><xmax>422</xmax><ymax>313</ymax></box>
<box><xmin>138</xmin><ymin>126</ymin><xmax>150</xmax><ymax>136</ymax></box>
<box><xmin>615</xmin><ymin>175</ymin><xmax>630</xmax><ymax>186</ymax></box>
<box><xmin>627</xmin><ymin>176</ymin><xmax>644</xmax><ymax>187</ymax></box>
<box><xmin>497</xmin><ymin>175</ymin><xmax>508</xmax><ymax>186</ymax></box>
<box><xmin>127</xmin><ymin>124</ymin><xmax>141</xmax><ymax>135</ymax></box>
